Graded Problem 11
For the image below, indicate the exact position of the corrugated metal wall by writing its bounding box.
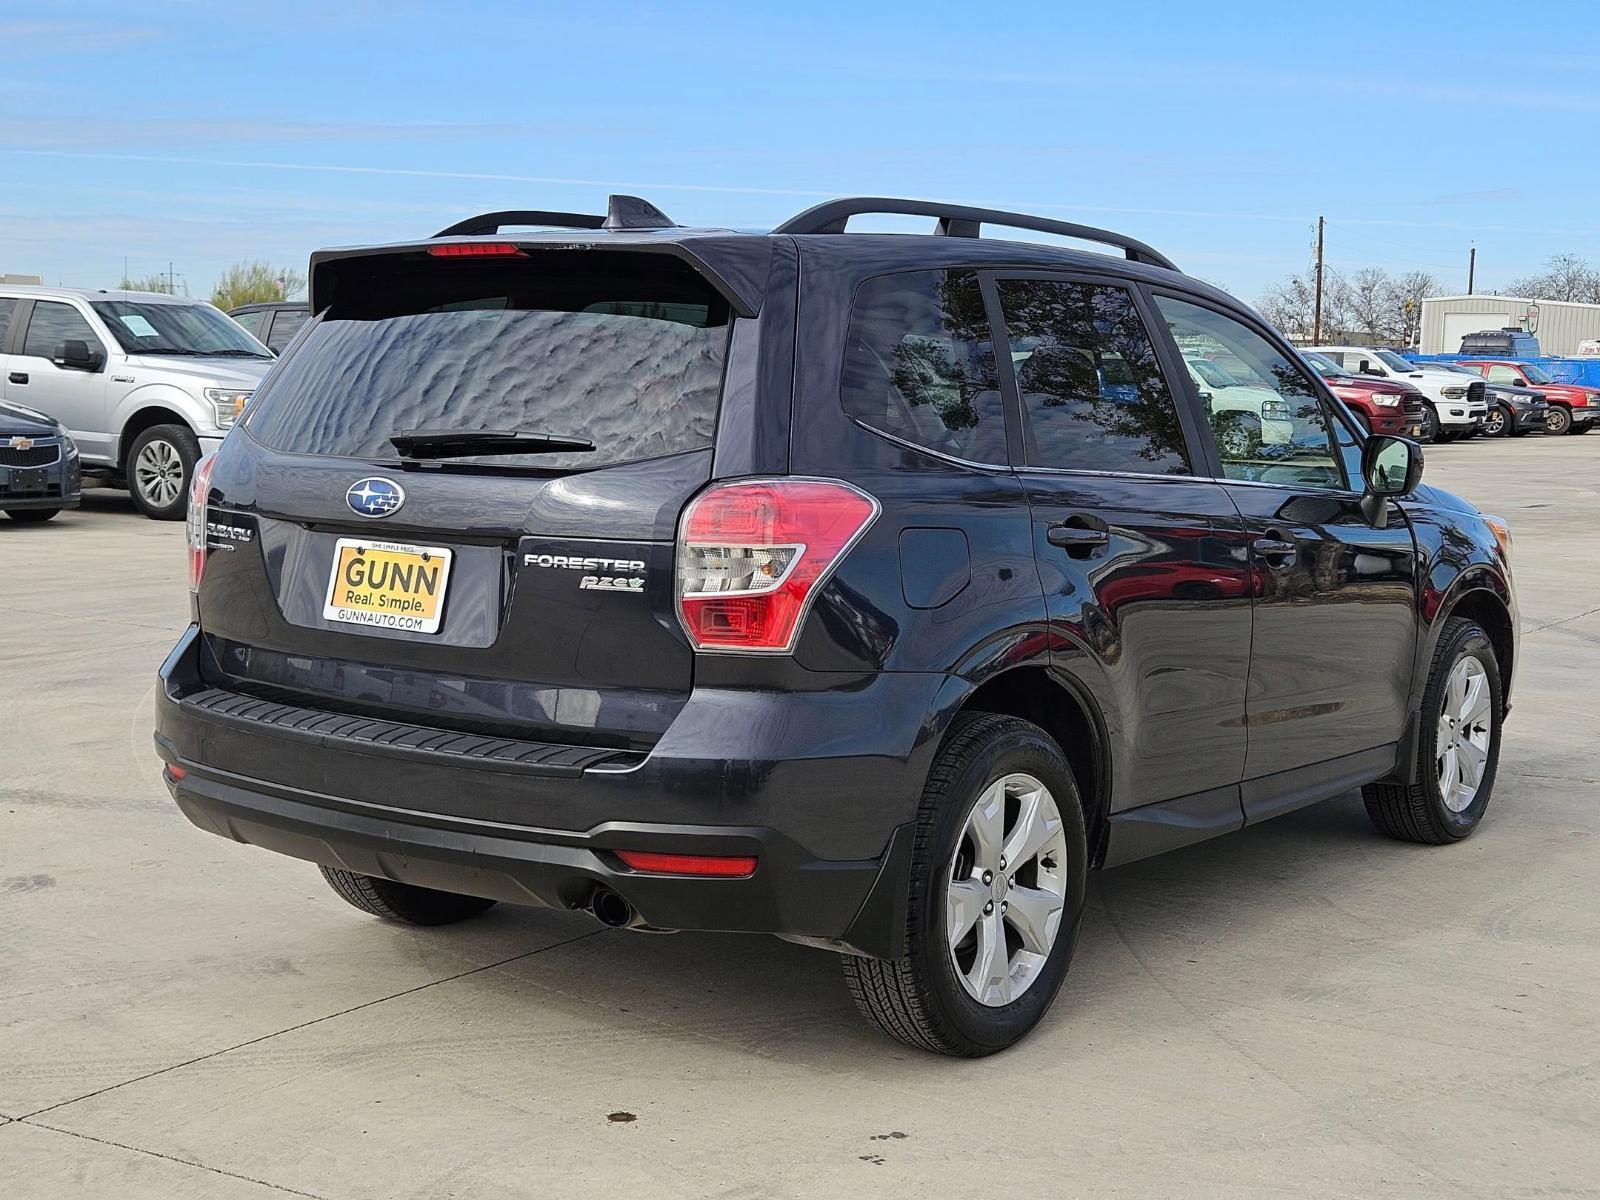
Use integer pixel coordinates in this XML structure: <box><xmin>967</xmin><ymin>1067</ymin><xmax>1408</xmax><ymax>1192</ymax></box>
<box><xmin>1421</xmin><ymin>295</ymin><xmax>1600</xmax><ymax>355</ymax></box>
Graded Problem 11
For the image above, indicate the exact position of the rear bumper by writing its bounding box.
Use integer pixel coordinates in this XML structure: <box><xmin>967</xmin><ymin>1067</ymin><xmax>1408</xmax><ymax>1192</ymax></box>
<box><xmin>155</xmin><ymin>626</ymin><xmax>935</xmax><ymax>958</ymax></box>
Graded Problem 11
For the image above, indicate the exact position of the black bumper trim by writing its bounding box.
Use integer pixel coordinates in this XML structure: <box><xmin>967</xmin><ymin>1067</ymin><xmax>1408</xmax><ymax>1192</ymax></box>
<box><xmin>159</xmin><ymin>746</ymin><xmax>909</xmax><ymax>957</ymax></box>
<box><xmin>177</xmin><ymin>685</ymin><xmax>642</xmax><ymax>778</ymax></box>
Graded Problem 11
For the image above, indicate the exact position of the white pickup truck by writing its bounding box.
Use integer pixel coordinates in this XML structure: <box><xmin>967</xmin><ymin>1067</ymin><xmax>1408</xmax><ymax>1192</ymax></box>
<box><xmin>1303</xmin><ymin>345</ymin><xmax>1487</xmax><ymax>442</ymax></box>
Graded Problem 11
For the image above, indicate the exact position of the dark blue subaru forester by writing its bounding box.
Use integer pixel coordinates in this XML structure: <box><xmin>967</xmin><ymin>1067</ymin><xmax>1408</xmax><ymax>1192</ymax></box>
<box><xmin>157</xmin><ymin>196</ymin><xmax>1517</xmax><ymax>1054</ymax></box>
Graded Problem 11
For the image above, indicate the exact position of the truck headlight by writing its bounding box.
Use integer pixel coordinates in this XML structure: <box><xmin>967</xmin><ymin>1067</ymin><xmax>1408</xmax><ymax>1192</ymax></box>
<box><xmin>203</xmin><ymin>388</ymin><xmax>253</xmax><ymax>429</ymax></box>
<box><xmin>1372</xmin><ymin>395</ymin><xmax>1401</xmax><ymax>408</ymax></box>
<box><xmin>1441</xmin><ymin>387</ymin><xmax>1467</xmax><ymax>398</ymax></box>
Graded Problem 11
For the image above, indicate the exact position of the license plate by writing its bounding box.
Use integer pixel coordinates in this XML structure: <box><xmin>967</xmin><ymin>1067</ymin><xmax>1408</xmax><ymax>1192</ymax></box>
<box><xmin>5</xmin><ymin>467</ymin><xmax>48</xmax><ymax>494</ymax></box>
<box><xmin>322</xmin><ymin>538</ymin><xmax>453</xmax><ymax>634</ymax></box>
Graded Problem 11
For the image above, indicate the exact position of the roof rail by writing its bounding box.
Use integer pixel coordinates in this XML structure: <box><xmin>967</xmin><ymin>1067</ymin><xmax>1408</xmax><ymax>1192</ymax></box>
<box><xmin>772</xmin><ymin>197</ymin><xmax>1179</xmax><ymax>273</ymax></box>
<box><xmin>433</xmin><ymin>194</ymin><xmax>677</xmax><ymax>238</ymax></box>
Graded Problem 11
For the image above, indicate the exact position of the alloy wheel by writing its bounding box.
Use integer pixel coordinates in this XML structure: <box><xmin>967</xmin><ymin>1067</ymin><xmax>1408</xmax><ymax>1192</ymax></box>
<box><xmin>1484</xmin><ymin>407</ymin><xmax>1506</xmax><ymax>436</ymax></box>
<box><xmin>1437</xmin><ymin>656</ymin><xmax>1493</xmax><ymax>813</ymax></box>
<box><xmin>946</xmin><ymin>773</ymin><xmax>1068</xmax><ymax>1007</ymax></box>
<box><xmin>134</xmin><ymin>438</ymin><xmax>185</xmax><ymax>509</ymax></box>
<box><xmin>1546</xmin><ymin>406</ymin><xmax>1571</xmax><ymax>435</ymax></box>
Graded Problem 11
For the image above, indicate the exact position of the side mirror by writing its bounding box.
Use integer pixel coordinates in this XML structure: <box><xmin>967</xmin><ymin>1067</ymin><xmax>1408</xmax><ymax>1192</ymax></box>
<box><xmin>1359</xmin><ymin>435</ymin><xmax>1422</xmax><ymax>528</ymax></box>
<box><xmin>1515</xmin><ymin>377</ymin><xmax>1528</xmax><ymax>387</ymax></box>
<box><xmin>1360</xmin><ymin>362</ymin><xmax>1384</xmax><ymax>376</ymax></box>
<box><xmin>53</xmin><ymin>339</ymin><xmax>102</xmax><ymax>372</ymax></box>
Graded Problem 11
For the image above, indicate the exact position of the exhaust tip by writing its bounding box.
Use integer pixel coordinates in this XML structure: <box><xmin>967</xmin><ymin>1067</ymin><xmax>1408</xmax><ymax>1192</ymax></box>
<box><xmin>590</xmin><ymin>887</ymin><xmax>634</xmax><ymax>928</ymax></box>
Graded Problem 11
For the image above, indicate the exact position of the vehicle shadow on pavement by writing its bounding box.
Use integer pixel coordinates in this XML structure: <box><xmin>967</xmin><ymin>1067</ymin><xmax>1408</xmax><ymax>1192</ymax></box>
<box><xmin>424</xmin><ymin>790</ymin><xmax>1407</xmax><ymax>1062</ymax></box>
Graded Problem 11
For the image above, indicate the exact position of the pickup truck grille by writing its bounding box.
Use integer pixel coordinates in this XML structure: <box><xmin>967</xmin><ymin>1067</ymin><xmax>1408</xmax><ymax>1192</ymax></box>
<box><xmin>1467</xmin><ymin>381</ymin><xmax>1486</xmax><ymax>406</ymax></box>
<box><xmin>1402</xmin><ymin>394</ymin><xmax>1425</xmax><ymax>419</ymax></box>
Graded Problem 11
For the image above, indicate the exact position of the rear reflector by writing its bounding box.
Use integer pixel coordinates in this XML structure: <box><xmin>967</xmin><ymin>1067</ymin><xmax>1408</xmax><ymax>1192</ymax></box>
<box><xmin>615</xmin><ymin>850</ymin><xmax>758</xmax><ymax>878</ymax></box>
<box><xmin>164</xmin><ymin>765</ymin><xmax>187</xmax><ymax>782</ymax></box>
<box><xmin>426</xmin><ymin>242</ymin><xmax>526</xmax><ymax>258</ymax></box>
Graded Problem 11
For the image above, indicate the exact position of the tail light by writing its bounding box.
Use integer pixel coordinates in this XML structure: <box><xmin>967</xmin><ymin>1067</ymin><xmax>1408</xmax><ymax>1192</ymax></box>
<box><xmin>676</xmin><ymin>478</ymin><xmax>879</xmax><ymax>653</ymax></box>
<box><xmin>186</xmin><ymin>452</ymin><xmax>218</xmax><ymax>592</ymax></box>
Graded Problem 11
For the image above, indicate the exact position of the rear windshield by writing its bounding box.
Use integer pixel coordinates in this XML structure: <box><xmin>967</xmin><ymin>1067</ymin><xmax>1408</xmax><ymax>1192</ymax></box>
<box><xmin>244</xmin><ymin>251</ymin><xmax>731</xmax><ymax>470</ymax></box>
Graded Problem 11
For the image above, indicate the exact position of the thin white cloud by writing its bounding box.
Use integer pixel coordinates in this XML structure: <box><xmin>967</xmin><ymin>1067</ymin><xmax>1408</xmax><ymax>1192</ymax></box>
<box><xmin>17</xmin><ymin>149</ymin><xmax>1600</xmax><ymax>243</ymax></box>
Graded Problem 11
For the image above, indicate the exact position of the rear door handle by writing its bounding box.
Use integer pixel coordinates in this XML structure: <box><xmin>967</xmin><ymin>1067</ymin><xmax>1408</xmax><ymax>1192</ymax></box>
<box><xmin>1047</xmin><ymin>521</ymin><xmax>1111</xmax><ymax>554</ymax></box>
<box><xmin>1252</xmin><ymin>536</ymin><xmax>1298</xmax><ymax>564</ymax></box>
<box><xmin>7</xmin><ymin>372</ymin><xmax>27</xmax><ymax>385</ymax></box>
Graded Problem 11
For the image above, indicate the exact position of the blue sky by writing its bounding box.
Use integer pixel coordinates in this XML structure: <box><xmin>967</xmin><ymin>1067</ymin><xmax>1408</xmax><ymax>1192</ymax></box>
<box><xmin>4</xmin><ymin>0</ymin><xmax>1600</xmax><ymax>303</ymax></box>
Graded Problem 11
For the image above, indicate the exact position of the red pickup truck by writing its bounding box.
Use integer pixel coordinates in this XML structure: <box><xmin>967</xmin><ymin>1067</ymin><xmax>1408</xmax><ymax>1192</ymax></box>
<box><xmin>1457</xmin><ymin>360</ymin><xmax>1598</xmax><ymax>435</ymax></box>
<box><xmin>1301</xmin><ymin>352</ymin><xmax>1424</xmax><ymax>437</ymax></box>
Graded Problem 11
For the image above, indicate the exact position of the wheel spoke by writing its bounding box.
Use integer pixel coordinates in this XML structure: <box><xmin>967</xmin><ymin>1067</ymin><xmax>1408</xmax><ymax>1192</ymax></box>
<box><xmin>965</xmin><ymin>911</ymin><xmax>1010</xmax><ymax>1006</ymax></box>
<box><xmin>1457</xmin><ymin>735</ymin><xmax>1486</xmax><ymax>789</ymax></box>
<box><xmin>1461</xmin><ymin>673</ymin><xmax>1491</xmax><ymax>726</ymax></box>
<box><xmin>1003</xmin><ymin>782</ymin><xmax>1061</xmax><ymax>872</ymax></box>
<box><xmin>1004</xmin><ymin>884</ymin><xmax>1062</xmax><ymax>955</ymax></box>
<box><xmin>967</xmin><ymin>779</ymin><xmax>1006</xmax><ymax>873</ymax></box>
<box><xmin>946</xmin><ymin>878</ymin><xmax>987</xmax><ymax>949</ymax></box>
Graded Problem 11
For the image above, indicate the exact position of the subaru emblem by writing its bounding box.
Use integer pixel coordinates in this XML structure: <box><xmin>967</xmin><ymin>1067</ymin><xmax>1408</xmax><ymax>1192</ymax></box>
<box><xmin>346</xmin><ymin>477</ymin><xmax>405</xmax><ymax>518</ymax></box>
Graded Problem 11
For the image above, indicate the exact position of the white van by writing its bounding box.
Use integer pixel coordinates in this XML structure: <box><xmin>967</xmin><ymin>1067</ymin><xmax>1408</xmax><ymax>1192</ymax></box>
<box><xmin>0</xmin><ymin>286</ymin><xmax>274</xmax><ymax>518</ymax></box>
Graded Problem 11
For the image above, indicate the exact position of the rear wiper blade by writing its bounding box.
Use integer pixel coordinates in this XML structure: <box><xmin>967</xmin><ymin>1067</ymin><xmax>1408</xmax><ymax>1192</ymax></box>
<box><xmin>390</xmin><ymin>428</ymin><xmax>596</xmax><ymax>458</ymax></box>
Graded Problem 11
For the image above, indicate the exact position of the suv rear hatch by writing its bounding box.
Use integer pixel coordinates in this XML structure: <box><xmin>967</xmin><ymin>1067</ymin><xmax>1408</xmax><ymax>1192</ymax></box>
<box><xmin>196</xmin><ymin>246</ymin><xmax>739</xmax><ymax>751</ymax></box>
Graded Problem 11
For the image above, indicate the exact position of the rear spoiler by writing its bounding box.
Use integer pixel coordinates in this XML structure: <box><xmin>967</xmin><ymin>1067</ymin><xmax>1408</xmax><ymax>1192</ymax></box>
<box><xmin>309</xmin><ymin>195</ymin><xmax>769</xmax><ymax>318</ymax></box>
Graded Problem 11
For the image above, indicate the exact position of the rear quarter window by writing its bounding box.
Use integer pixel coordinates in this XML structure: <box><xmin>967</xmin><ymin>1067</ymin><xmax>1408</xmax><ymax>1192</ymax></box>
<box><xmin>839</xmin><ymin>269</ymin><xmax>1006</xmax><ymax>463</ymax></box>
<box><xmin>244</xmin><ymin>251</ymin><xmax>731</xmax><ymax>471</ymax></box>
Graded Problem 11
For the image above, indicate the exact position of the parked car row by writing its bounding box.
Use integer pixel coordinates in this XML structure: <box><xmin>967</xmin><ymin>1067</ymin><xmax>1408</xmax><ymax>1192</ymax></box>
<box><xmin>0</xmin><ymin>285</ymin><xmax>275</xmax><ymax>521</ymax></box>
<box><xmin>1301</xmin><ymin>344</ymin><xmax>1597</xmax><ymax>441</ymax></box>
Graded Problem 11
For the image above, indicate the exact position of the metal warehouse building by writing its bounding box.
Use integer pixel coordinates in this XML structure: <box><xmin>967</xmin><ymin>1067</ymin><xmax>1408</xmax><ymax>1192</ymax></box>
<box><xmin>1421</xmin><ymin>294</ymin><xmax>1600</xmax><ymax>356</ymax></box>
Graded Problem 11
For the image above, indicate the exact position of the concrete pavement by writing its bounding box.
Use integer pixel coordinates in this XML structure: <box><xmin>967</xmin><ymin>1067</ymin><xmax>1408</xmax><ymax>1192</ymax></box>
<box><xmin>3</xmin><ymin>438</ymin><xmax>1598</xmax><ymax>1199</ymax></box>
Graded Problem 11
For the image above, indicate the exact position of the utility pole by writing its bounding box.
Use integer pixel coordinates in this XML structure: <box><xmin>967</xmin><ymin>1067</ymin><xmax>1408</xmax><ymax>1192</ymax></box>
<box><xmin>1312</xmin><ymin>216</ymin><xmax>1325</xmax><ymax>343</ymax></box>
<box><xmin>1467</xmin><ymin>246</ymin><xmax>1476</xmax><ymax>295</ymax></box>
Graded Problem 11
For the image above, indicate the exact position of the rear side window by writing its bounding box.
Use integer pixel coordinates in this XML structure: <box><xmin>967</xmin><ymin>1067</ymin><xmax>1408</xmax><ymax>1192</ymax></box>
<box><xmin>995</xmin><ymin>278</ymin><xmax>1191</xmax><ymax>475</ymax></box>
<box><xmin>22</xmin><ymin>301</ymin><xmax>101</xmax><ymax>360</ymax></box>
<box><xmin>230</xmin><ymin>309</ymin><xmax>265</xmax><ymax>337</ymax></box>
<box><xmin>840</xmin><ymin>269</ymin><xmax>1005</xmax><ymax>463</ymax></box>
<box><xmin>265</xmin><ymin>307</ymin><xmax>308</xmax><ymax>352</ymax></box>
<box><xmin>245</xmin><ymin>252</ymin><xmax>731</xmax><ymax>471</ymax></box>
<box><xmin>0</xmin><ymin>298</ymin><xmax>14</xmax><ymax>348</ymax></box>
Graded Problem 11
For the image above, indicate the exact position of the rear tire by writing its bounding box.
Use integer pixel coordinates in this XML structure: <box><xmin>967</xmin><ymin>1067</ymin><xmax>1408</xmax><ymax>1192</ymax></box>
<box><xmin>841</xmin><ymin>713</ymin><xmax>1088</xmax><ymax>1056</ymax></box>
<box><xmin>126</xmin><ymin>423</ymin><xmax>200</xmax><ymax>520</ymax></box>
<box><xmin>1545</xmin><ymin>405</ymin><xmax>1572</xmax><ymax>435</ymax></box>
<box><xmin>318</xmin><ymin>866</ymin><xmax>499</xmax><ymax>925</ymax></box>
<box><xmin>6</xmin><ymin>508</ymin><xmax>59</xmax><ymax>523</ymax></box>
<box><xmin>1362</xmin><ymin>618</ymin><xmax>1502</xmax><ymax>845</ymax></box>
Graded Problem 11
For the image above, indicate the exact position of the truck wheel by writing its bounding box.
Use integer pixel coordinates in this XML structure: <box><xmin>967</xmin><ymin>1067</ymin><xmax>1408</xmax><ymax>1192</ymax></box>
<box><xmin>318</xmin><ymin>866</ymin><xmax>499</xmax><ymax>925</ymax></box>
<box><xmin>1362</xmin><ymin>617</ymin><xmax>1502</xmax><ymax>845</ymax></box>
<box><xmin>1545</xmin><ymin>405</ymin><xmax>1572</xmax><ymax>435</ymax></box>
<box><xmin>1417</xmin><ymin>403</ymin><xmax>1438</xmax><ymax>443</ymax></box>
<box><xmin>6</xmin><ymin>508</ymin><xmax>60</xmax><ymax>523</ymax></box>
<box><xmin>127</xmin><ymin>424</ymin><xmax>200</xmax><ymax>520</ymax></box>
<box><xmin>841</xmin><ymin>713</ymin><xmax>1088</xmax><ymax>1056</ymax></box>
<box><xmin>1482</xmin><ymin>406</ymin><xmax>1508</xmax><ymax>437</ymax></box>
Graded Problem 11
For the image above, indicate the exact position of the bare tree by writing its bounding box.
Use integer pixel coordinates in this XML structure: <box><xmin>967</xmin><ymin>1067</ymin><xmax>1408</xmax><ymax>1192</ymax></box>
<box><xmin>1344</xmin><ymin>267</ymin><xmax>1390</xmax><ymax>341</ymax></box>
<box><xmin>1384</xmin><ymin>270</ymin><xmax>1439</xmax><ymax>347</ymax></box>
<box><xmin>1258</xmin><ymin>267</ymin><xmax>1349</xmax><ymax>341</ymax></box>
<box><xmin>1506</xmin><ymin>253</ymin><xmax>1600</xmax><ymax>303</ymax></box>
